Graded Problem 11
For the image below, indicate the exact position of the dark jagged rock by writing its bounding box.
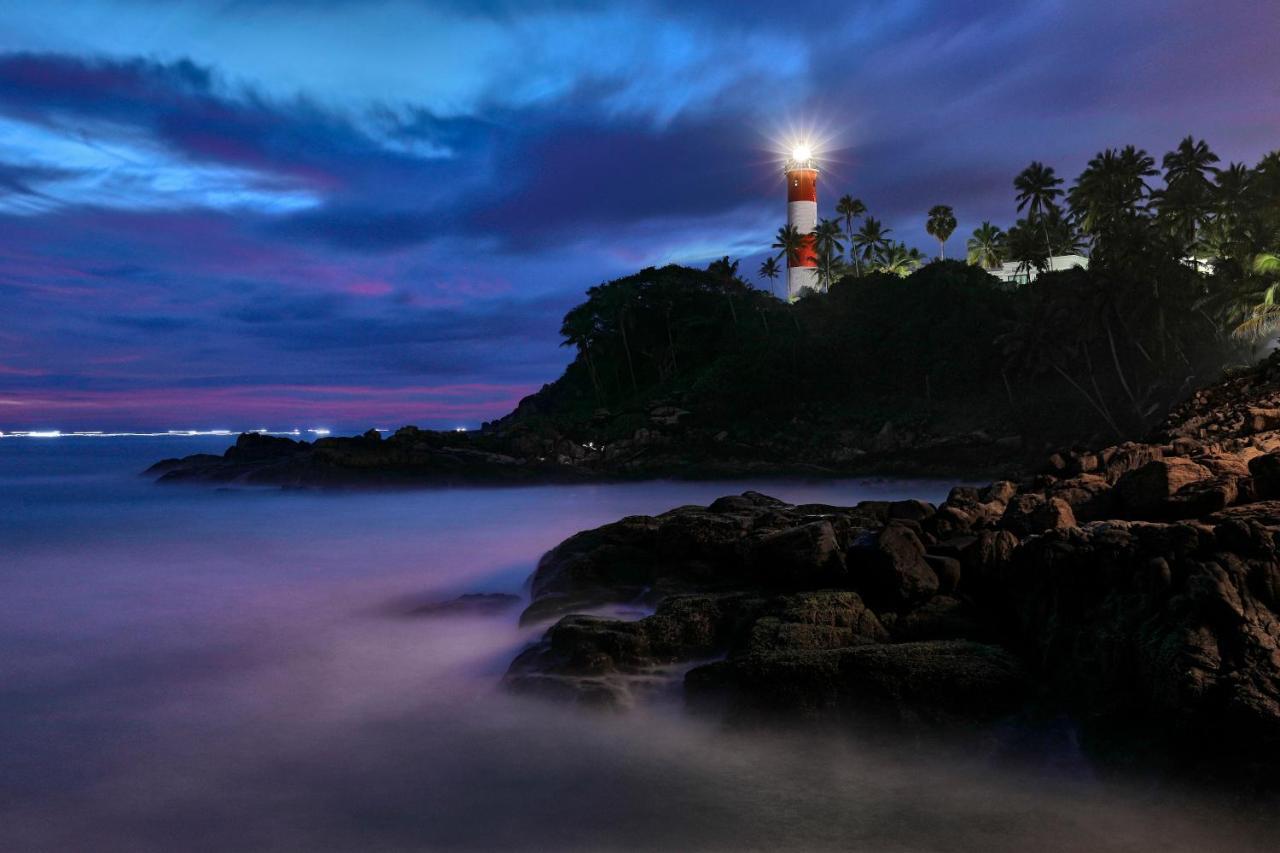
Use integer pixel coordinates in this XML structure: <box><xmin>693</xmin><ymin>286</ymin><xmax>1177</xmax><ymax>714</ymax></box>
<box><xmin>503</xmin><ymin>354</ymin><xmax>1280</xmax><ymax>780</ymax></box>
<box><xmin>685</xmin><ymin>640</ymin><xmax>1027</xmax><ymax>725</ymax></box>
<box><xmin>409</xmin><ymin>593</ymin><xmax>522</xmax><ymax>617</ymax></box>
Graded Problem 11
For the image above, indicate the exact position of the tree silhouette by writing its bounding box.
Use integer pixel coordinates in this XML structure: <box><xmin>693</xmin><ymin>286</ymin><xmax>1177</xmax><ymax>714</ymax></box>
<box><xmin>926</xmin><ymin>205</ymin><xmax>957</xmax><ymax>260</ymax></box>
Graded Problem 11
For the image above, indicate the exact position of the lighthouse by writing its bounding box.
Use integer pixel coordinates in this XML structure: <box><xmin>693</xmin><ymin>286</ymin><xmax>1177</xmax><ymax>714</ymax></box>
<box><xmin>785</xmin><ymin>144</ymin><xmax>819</xmax><ymax>300</ymax></box>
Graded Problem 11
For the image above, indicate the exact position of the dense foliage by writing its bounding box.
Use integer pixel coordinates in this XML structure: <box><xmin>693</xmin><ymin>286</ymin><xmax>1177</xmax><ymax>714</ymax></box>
<box><xmin>507</xmin><ymin>135</ymin><xmax>1278</xmax><ymax>454</ymax></box>
<box><xmin>510</xmin><ymin>257</ymin><xmax>1233</xmax><ymax>450</ymax></box>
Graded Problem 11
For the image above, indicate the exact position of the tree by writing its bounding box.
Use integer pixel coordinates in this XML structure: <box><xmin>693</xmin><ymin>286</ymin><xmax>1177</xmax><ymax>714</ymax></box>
<box><xmin>1156</xmin><ymin>136</ymin><xmax>1220</xmax><ymax>252</ymax></box>
<box><xmin>810</xmin><ymin>219</ymin><xmax>846</xmax><ymax>293</ymax></box>
<box><xmin>853</xmin><ymin>217</ymin><xmax>892</xmax><ymax>268</ymax></box>
<box><xmin>874</xmin><ymin>242</ymin><xmax>921</xmax><ymax>277</ymax></box>
<box><xmin>812</xmin><ymin>219</ymin><xmax>845</xmax><ymax>264</ymax></box>
<box><xmin>967</xmin><ymin>222</ymin><xmax>1006</xmax><ymax>269</ymax></box>
<box><xmin>816</xmin><ymin>251</ymin><xmax>847</xmax><ymax>291</ymax></box>
<box><xmin>1015</xmin><ymin>161</ymin><xmax>1066</xmax><ymax>261</ymax></box>
<box><xmin>926</xmin><ymin>205</ymin><xmax>957</xmax><ymax>260</ymax></box>
<box><xmin>758</xmin><ymin>255</ymin><xmax>781</xmax><ymax>299</ymax></box>
<box><xmin>772</xmin><ymin>224</ymin><xmax>805</xmax><ymax>267</ymax></box>
<box><xmin>1068</xmin><ymin>146</ymin><xmax>1158</xmax><ymax>236</ymax></box>
<box><xmin>835</xmin><ymin>195</ymin><xmax>867</xmax><ymax>275</ymax></box>
<box><xmin>707</xmin><ymin>256</ymin><xmax>742</xmax><ymax>326</ymax></box>
<box><xmin>1230</xmin><ymin>252</ymin><xmax>1280</xmax><ymax>340</ymax></box>
<box><xmin>1005</xmin><ymin>219</ymin><xmax>1048</xmax><ymax>278</ymax></box>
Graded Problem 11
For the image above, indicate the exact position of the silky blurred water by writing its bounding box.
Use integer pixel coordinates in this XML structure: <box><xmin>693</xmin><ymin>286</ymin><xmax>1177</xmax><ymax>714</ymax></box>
<box><xmin>0</xmin><ymin>437</ymin><xmax>1275</xmax><ymax>851</ymax></box>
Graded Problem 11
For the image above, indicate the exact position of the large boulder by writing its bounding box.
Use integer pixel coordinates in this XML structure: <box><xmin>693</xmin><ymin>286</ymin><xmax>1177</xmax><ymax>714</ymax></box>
<box><xmin>1007</xmin><ymin>518</ymin><xmax>1280</xmax><ymax>754</ymax></box>
<box><xmin>739</xmin><ymin>590</ymin><xmax>888</xmax><ymax>655</ymax></box>
<box><xmin>506</xmin><ymin>594</ymin><xmax>761</xmax><ymax>706</ymax></box>
<box><xmin>685</xmin><ymin>640</ymin><xmax>1027</xmax><ymax>725</ymax></box>
<box><xmin>745</xmin><ymin>520</ymin><xmax>847</xmax><ymax>588</ymax></box>
<box><xmin>1115</xmin><ymin>457</ymin><xmax>1212</xmax><ymax>518</ymax></box>
<box><xmin>999</xmin><ymin>493</ymin><xmax>1077</xmax><ymax>536</ymax></box>
<box><xmin>847</xmin><ymin>522</ymin><xmax>940</xmax><ymax>608</ymax></box>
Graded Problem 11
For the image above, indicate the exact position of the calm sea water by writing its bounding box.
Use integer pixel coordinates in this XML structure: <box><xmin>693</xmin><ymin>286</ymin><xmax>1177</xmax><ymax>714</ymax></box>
<box><xmin>0</xmin><ymin>437</ymin><xmax>1275</xmax><ymax>851</ymax></box>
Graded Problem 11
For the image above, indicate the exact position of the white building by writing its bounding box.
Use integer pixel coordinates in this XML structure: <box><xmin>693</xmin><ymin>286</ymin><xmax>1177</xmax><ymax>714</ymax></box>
<box><xmin>984</xmin><ymin>254</ymin><xmax>1089</xmax><ymax>285</ymax></box>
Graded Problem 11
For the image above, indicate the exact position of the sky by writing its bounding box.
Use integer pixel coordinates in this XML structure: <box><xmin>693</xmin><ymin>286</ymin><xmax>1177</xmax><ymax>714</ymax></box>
<box><xmin>0</xmin><ymin>0</ymin><xmax>1277</xmax><ymax>431</ymax></box>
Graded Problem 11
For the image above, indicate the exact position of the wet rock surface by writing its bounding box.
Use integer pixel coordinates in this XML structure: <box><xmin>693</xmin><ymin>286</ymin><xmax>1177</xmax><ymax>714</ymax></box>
<box><xmin>504</xmin><ymin>355</ymin><xmax>1280</xmax><ymax>779</ymax></box>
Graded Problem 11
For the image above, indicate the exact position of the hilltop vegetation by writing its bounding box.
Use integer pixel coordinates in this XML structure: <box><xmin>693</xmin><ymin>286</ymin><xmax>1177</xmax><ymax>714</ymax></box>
<box><xmin>488</xmin><ymin>254</ymin><xmax>1238</xmax><ymax>471</ymax></box>
<box><xmin>153</xmin><ymin>134</ymin><xmax>1280</xmax><ymax>484</ymax></box>
<box><xmin>491</xmin><ymin>135</ymin><xmax>1280</xmax><ymax>472</ymax></box>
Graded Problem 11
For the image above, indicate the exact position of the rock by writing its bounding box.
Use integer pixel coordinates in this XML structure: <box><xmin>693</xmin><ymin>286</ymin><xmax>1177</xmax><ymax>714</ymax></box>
<box><xmin>1046</xmin><ymin>474</ymin><xmax>1114</xmax><ymax>521</ymax></box>
<box><xmin>746</xmin><ymin>521</ymin><xmax>847</xmax><ymax>588</ymax></box>
<box><xmin>1248</xmin><ymin>452</ymin><xmax>1280</xmax><ymax>499</ymax></box>
<box><xmin>1246</xmin><ymin>406</ymin><xmax>1280</xmax><ymax>433</ymax></box>
<box><xmin>410</xmin><ymin>592</ymin><xmax>521</xmax><ymax>616</ymax></box>
<box><xmin>1115</xmin><ymin>458</ymin><xmax>1212</xmax><ymax>517</ymax></box>
<box><xmin>887</xmin><ymin>499</ymin><xmax>936</xmax><ymax>523</ymax></box>
<box><xmin>1000</xmin><ymin>493</ymin><xmax>1077</xmax><ymax>536</ymax></box>
<box><xmin>891</xmin><ymin>595</ymin><xmax>987</xmax><ymax>642</ymax></box>
<box><xmin>923</xmin><ymin>554</ymin><xmax>962</xmax><ymax>594</ymax></box>
<box><xmin>506</xmin><ymin>594</ymin><xmax>758</xmax><ymax>706</ymax></box>
<box><xmin>1008</xmin><ymin>519</ymin><xmax>1280</xmax><ymax>752</ymax></box>
<box><xmin>685</xmin><ymin>640</ymin><xmax>1027</xmax><ymax>725</ymax></box>
<box><xmin>847</xmin><ymin>523</ymin><xmax>939</xmax><ymax>608</ymax></box>
<box><xmin>740</xmin><ymin>590</ymin><xmax>889</xmax><ymax>654</ymax></box>
<box><xmin>1100</xmin><ymin>442</ymin><xmax>1165</xmax><ymax>482</ymax></box>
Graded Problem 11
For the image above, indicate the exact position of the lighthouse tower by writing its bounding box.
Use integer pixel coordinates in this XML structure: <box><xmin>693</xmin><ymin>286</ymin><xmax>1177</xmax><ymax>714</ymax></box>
<box><xmin>785</xmin><ymin>146</ymin><xmax>819</xmax><ymax>300</ymax></box>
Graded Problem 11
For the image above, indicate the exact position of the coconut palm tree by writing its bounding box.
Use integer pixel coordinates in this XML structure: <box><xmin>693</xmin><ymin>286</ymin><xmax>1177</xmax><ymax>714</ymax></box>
<box><xmin>925</xmin><ymin>205</ymin><xmax>957</xmax><ymax>260</ymax></box>
<box><xmin>771</xmin><ymin>224</ymin><xmax>805</xmax><ymax>267</ymax></box>
<box><xmin>966</xmin><ymin>222</ymin><xmax>1006</xmax><ymax>269</ymax></box>
<box><xmin>874</xmin><ymin>243</ymin><xmax>920</xmax><ymax>277</ymax></box>
<box><xmin>1163</xmin><ymin>136</ymin><xmax>1220</xmax><ymax>190</ymax></box>
<box><xmin>1014</xmin><ymin>162</ymin><xmax>1064</xmax><ymax>218</ymax></box>
<box><xmin>812</xmin><ymin>218</ymin><xmax>845</xmax><ymax>267</ymax></box>
<box><xmin>1069</xmin><ymin>146</ymin><xmax>1158</xmax><ymax>235</ymax></box>
<box><xmin>1005</xmin><ymin>219</ymin><xmax>1048</xmax><ymax>278</ymax></box>
<box><xmin>707</xmin><ymin>256</ymin><xmax>742</xmax><ymax>326</ymax></box>
<box><xmin>1015</xmin><ymin>161</ymin><xmax>1065</xmax><ymax>260</ymax></box>
<box><xmin>1159</xmin><ymin>135</ymin><xmax>1219</xmax><ymax>249</ymax></box>
<box><xmin>853</xmin><ymin>217</ymin><xmax>892</xmax><ymax>268</ymax></box>
<box><xmin>816</xmin><ymin>251</ymin><xmax>846</xmax><ymax>292</ymax></box>
<box><xmin>835</xmin><ymin>194</ymin><xmax>867</xmax><ymax>274</ymax></box>
<box><xmin>758</xmin><ymin>255</ymin><xmax>781</xmax><ymax>299</ymax></box>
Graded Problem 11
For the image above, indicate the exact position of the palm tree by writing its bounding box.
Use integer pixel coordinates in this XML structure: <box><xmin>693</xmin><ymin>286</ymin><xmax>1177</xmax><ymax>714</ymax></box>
<box><xmin>707</xmin><ymin>256</ymin><xmax>741</xmax><ymax>325</ymax></box>
<box><xmin>816</xmin><ymin>251</ymin><xmax>846</xmax><ymax>291</ymax></box>
<box><xmin>560</xmin><ymin>302</ymin><xmax>603</xmax><ymax>403</ymax></box>
<box><xmin>1014</xmin><ymin>162</ymin><xmax>1064</xmax><ymax>219</ymax></box>
<box><xmin>1163</xmin><ymin>136</ymin><xmax>1220</xmax><ymax>190</ymax></box>
<box><xmin>1069</xmin><ymin>146</ymin><xmax>1157</xmax><ymax>235</ymax></box>
<box><xmin>758</xmin><ymin>255</ymin><xmax>781</xmax><ymax>299</ymax></box>
<box><xmin>1005</xmin><ymin>219</ymin><xmax>1048</xmax><ymax>278</ymax></box>
<box><xmin>1015</xmin><ymin>161</ymin><xmax>1065</xmax><ymax>260</ymax></box>
<box><xmin>812</xmin><ymin>218</ymin><xmax>845</xmax><ymax>266</ymax></box>
<box><xmin>874</xmin><ymin>243</ymin><xmax>921</xmax><ymax>277</ymax></box>
<box><xmin>925</xmin><ymin>205</ymin><xmax>957</xmax><ymax>260</ymax></box>
<box><xmin>966</xmin><ymin>222</ymin><xmax>1006</xmax><ymax>269</ymax></box>
<box><xmin>853</xmin><ymin>217</ymin><xmax>892</xmax><ymax>268</ymax></box>
<box><xmin>835</xmin><ymin>195</ymin><xmax>867</xmax><ymax>274</ymax></box>
<box><xmin>1161</xmin><ymin>136</ymin><xmax>1219</xmax><ymax>247</ymax></box>
<box><xmin>771</xmin><ymin>224</ymin><xmax>805</xmax><ymax>267</ymax></box>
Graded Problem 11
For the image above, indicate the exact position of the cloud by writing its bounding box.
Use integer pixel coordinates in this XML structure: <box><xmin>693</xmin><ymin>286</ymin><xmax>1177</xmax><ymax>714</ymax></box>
<box><xmin>1</xmin><ymin>0</ymin><xmax>1278</xmax><ymax>429</ymax></box>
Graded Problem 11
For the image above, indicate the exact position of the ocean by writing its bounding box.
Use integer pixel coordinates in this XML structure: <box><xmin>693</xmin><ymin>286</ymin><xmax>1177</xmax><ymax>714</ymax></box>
<box><xmin>0</xmin><ymin>436</ymin><xmax>1274</xmax><ymax>851</ymax></box>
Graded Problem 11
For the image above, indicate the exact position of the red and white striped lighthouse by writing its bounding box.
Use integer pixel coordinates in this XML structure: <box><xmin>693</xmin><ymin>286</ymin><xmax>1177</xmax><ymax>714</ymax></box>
<box><xmin>785</xmin><ymin>146</ymin><xmax>818</xmax><ymax>300</ymax></box>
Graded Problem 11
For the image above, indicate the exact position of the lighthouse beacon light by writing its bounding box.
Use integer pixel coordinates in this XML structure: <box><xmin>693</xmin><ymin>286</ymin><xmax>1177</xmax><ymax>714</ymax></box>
<box><xmin>784</xmin><ymin>140</ymin><xmax>820</xmax><ymax>301</ymax></box>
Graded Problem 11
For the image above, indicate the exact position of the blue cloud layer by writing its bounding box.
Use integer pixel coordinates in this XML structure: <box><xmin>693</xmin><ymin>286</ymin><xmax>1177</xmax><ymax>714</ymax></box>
<box><xmin>0</xmin><ymin>0</ymin><xmax>1276</xmax><ymax>429</ymax></box>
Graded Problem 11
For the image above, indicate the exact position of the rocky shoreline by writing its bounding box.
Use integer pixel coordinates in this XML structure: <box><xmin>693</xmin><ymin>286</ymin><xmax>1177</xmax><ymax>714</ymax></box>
<box><xmin>504</xmin><ymin>355</ymin><xmax>1280</xmax><ymax>783</ymax></box>
<box><xmin>143</xmin><ymin>412</ymin><xmax>1026</xmax><ymax>487</ymax></box>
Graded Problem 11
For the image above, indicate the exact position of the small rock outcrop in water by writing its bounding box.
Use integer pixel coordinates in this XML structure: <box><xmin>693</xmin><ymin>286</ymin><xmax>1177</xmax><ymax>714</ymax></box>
<box><xmin>410</xmin><ymin>593</ymin><xmax>522</xmax><ymax>617</ymax></box>
<box><xmin>505</xmin><ymin>356</ymin><xmax>1280</xmax><ymax>777</ymax></box>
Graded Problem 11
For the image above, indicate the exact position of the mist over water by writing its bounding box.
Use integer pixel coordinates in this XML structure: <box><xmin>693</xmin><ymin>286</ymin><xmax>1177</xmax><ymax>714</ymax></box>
<box><xmin>1</xmin><ymin>438</ymin><xmax>1276</xmax><ymax>851</ymax></box>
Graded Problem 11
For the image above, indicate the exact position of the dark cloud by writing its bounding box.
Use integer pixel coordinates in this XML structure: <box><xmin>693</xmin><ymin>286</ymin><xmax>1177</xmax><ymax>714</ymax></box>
<box><xmin>0</xmin><ymin>0</ymin><xmax>1277</xmax><ymax>429</ymax></box>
